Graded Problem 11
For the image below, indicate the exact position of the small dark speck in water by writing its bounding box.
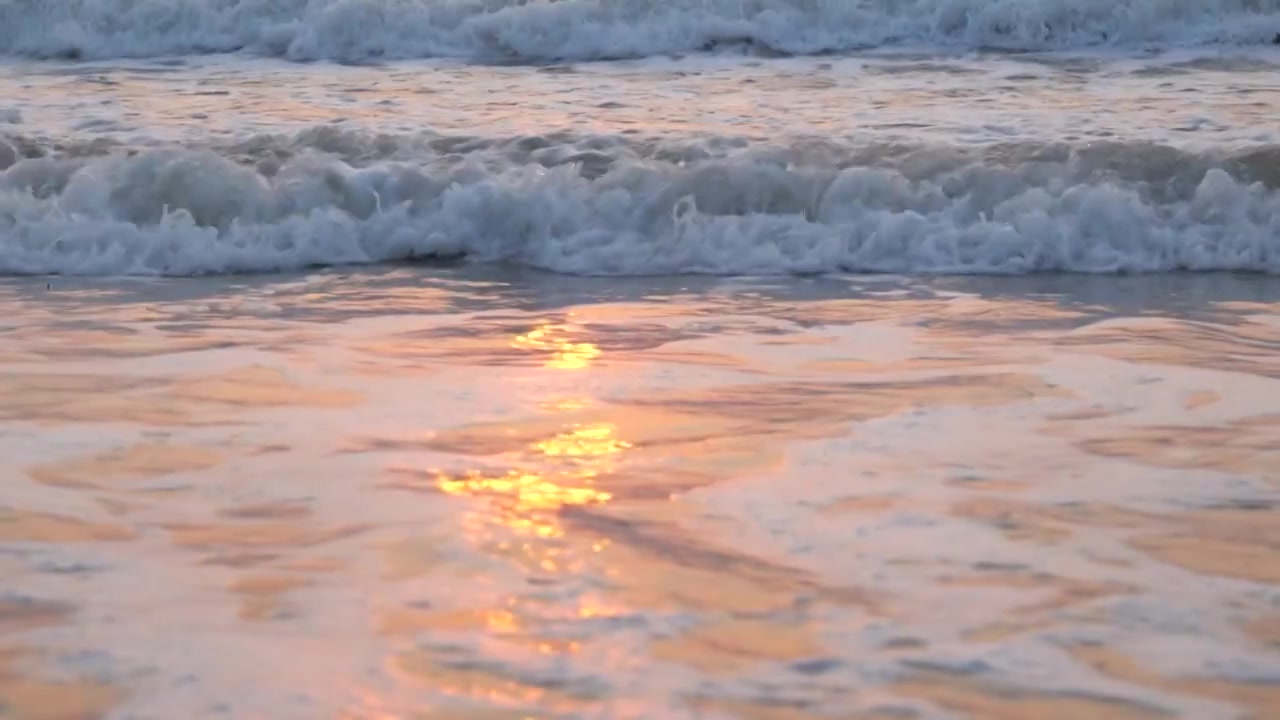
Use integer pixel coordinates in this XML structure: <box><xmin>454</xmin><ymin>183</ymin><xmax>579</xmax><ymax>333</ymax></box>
<box><xmin>974</xmin><ymin>561</ymin><xmax>1029</xmax><ymax>572</ymax></box>
<box><xmin>791</xmin><ymin>657</ymin><xmax>843</xmax><ymax>675</ymax></box>
<box><xmin>1207</xmin><ymin>498</ymin><xmax>1274</xmax><ymax>511</ymax></box>
<box><xmin>883</xmin><ymin>636</ymin><xmax>928</xmax><ymax>649</ymax></box>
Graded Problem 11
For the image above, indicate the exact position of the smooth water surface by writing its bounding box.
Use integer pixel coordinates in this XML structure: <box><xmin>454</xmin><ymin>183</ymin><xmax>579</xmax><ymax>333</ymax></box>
<box><xmin>2</xmin><ymin>270</ymin><xmax>1279</xmax><ymax>719</ymax></box>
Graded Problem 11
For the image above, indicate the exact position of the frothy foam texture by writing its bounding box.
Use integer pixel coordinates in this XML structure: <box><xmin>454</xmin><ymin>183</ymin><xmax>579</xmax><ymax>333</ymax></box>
<box><xmin>1</xmin><ymin>130</ymin><xmax>1278</xmax><ymax>277</ymax></box>
<box><xmin>2</xmin><ymin>0</ymin><xmax>1279</xmax><ymax>63</ymax></box>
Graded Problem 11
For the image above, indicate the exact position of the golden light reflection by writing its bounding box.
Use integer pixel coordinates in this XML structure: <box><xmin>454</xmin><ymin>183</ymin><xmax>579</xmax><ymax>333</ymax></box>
<box><xmin>437</xmin><ymin>422</ymin><xmax>627</xmax><ymax>514</ymax></box>
<box><xmin>541</xmin><ymin>397</ymin><xmax>592</xmax><ymax>412</ymax></box>
<box><xmin>533</xmin><ymin>423</ymin><xmax>632</xmax><ymax>459</ymax></box>
<box><xmin>511</xmin><ymin>324</ymin><xmax>600</xmax><ymax>370</ymax></box>
<box><xmin>438</xmin><ymin>469</ymin><xmax>612</xmax><ymax>539</ymax></box>
<box><xmin>431</xmin><ymin>420</ymin><xmax>630</xmax><ymax>657</ymax></box>
<box><xmin>484</xmin><ymin>608</ymin><xmax>520</xmax><ymax>635</ymax></box>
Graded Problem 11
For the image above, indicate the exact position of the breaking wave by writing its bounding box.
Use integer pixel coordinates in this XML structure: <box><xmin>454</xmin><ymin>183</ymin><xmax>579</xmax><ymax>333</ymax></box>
<box><xmin>1</xmin><ymin>128</ymin><xmax>1278</xmax><ymax>276</ymax></box>
<box><xmin>2</xmin><ymin>0</ymin><xmax>1279</xmax><ymax>63</ymax></box>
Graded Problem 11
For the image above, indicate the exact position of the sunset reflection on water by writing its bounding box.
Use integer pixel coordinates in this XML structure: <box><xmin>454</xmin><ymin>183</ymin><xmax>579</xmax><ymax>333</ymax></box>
<box><xmin>432</xmin><ymin>421</ymin><xmax>625</xmax><ymax>627</ymax></box>
<box><xmin>435</xmin><ymin>418</ymin><xmax>625</xmax><ymax>562</ymax></box>
<box><xmin>429</xmin><ymin>323</ymin><xmax>628</xmax><ymax>648</ymax></box>
<box><xmin>9</xmin><ymin>275</ymin><xmax>1280</xmax><ymax>720</ymax></box>
<box><xmin>511</xmin><ymin>322</ymin><xmax>601</xmax><ymax>370</ymax></box>
<box><xmin>440</xmin><ymin>320</ymin><xmax>623</xmax><ymax>545</ymax></box>
<box><xmin>372</xmin><ymin>324</ymin><xmax>633</xmax><ymax>716</ymax></box>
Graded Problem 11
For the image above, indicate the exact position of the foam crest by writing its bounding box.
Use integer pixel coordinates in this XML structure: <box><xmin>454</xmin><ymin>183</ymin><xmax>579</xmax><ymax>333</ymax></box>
<box><xmin>1</xmin><ymin>133</ymin><xmax>1277</xmax><ymax>277</ymax></box>
<box><xmin>2</xmin><ymin>0</ymin><xmax>1278</xmax><ymax>62</ymax></box>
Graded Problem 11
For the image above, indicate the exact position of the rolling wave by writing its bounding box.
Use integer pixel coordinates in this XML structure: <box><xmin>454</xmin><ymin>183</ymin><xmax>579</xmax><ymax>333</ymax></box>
<box><xmin>1</xmin><ymin>0</ymin><xmax>1278</xmax><ymax>63</ymax></box>
<box><xmin>1</xmin><ymin>129</ymin><xmax>1277</xmax><ymax>276</ymax></box>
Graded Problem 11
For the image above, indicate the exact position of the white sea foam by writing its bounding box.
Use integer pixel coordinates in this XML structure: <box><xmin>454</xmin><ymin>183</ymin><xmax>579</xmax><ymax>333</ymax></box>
<box><xmin>1</xmin><ymin>131</ymin><xmax>1277</xmax><ymax>276</ymax></box>
<box><xmin>1</xmin><ymin>0</ymin><xmax>1278</xmax><ymax>63</ymax></box>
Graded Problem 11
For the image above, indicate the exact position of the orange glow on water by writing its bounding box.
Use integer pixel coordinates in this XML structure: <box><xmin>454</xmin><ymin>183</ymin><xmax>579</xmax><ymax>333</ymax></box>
<box><xmin>511</xmin><ymin>324</ymin><xmax>600</xmax><ymax>370</ymax></box>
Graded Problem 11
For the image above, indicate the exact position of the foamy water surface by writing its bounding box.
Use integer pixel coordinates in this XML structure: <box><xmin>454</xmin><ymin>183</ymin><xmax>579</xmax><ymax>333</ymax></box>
<box><xmin>1</xmin><ymin>3</ymin><xmax>1278</xmax><ymax>277</ymax></box>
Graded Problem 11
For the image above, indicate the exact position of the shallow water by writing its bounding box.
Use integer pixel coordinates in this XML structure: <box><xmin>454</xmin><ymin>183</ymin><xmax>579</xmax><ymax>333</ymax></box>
<box><xmin>3</xmin><ymin>2</ymin><xmax>1280</xmax><ymax>718</ymax></box>
<box><xmin>2</xmin><ymin>270</ymin><xmax>1279</xmax><ymax>719</ymax></box>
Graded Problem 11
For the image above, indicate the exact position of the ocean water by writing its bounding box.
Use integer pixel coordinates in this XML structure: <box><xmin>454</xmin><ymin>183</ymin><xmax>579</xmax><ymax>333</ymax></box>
<box><xmin>2</xmin><ymin>2</ymin><xmax>1280</xmax><ymax>719</ymax></box>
